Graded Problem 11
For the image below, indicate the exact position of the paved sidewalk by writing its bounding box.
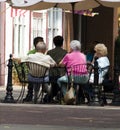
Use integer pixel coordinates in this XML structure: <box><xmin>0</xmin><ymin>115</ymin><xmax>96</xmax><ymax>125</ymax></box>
<box><xmin>1</xmin><ymin>86</ymin><xmax>120</xmax><ymax>130</ymax></box>
<box><xmin>0</xmin><ymin>124</ymin><xmax>120</xmax><ymax>130</ymax></box>
<box><xmin>0</xmin><ymin>85</ymin><xmax>27</xmax><ymax>102</ymax></box>
<box><xmin>0</xmin><ymin>85</ymin><xmax>115</xmax><ymax>106</ymax></box>
<box><xmin>1</xmin><ymin>103</ymin><xmax>120</xmax><ymax>130</ymax></box>
<box><xmin>0</xmin><ymin>85</ymin><xmax>113</xmax><ymax>105</ymax></box>
<box><xmin>0</xmin><ymin>85</ymin><xmax>119</xmax><ymax>110</ymax></box>
<box><xmin>1</xmin><ymin>124</ymin><xmax>120</xmax><ymax>130</ymax></box>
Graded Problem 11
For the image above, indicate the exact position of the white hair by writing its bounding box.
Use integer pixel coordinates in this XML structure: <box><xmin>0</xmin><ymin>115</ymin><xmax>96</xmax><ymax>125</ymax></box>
<box><xmin>70</xmin><ymin>40</ymin><xmax>81</xmax><ymax>51</ymax></box>
<box><xmin>36</xmin><ymin>42</ymin><xmax>46</xmax><ymax>51</ymax></box>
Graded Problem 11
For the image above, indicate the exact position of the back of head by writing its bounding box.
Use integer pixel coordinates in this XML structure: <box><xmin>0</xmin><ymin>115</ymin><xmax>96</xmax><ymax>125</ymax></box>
<box><xmin>70</xmin><ymin>40</ymin><xmax>81</xmax><ymax>51</ymax></box>
<box><xmin>33</xmin><ymin>36</ymin><xmax>44</xmax><ymax>48</ymax></box>
<box><xmin>53</xmin><ymin>35</ymin><xmax>64</xmax><ymax>47</ymax></box>
<box><xmin>36</xmin><ymin>42</ymin><xmax>46</xmax><ymax>53</ymax></box>
<box><xmin>94</xmin><ymin>43</ymin><xmax>108</xmax><ymax>56</ymax></box>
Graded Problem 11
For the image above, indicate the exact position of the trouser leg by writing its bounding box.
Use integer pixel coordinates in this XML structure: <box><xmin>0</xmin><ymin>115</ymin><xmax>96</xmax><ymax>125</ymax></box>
<box><xmin>27</xmin><ymin>83</ymin><xmax>33</xmax><ymax>97</ymax></box>
<box><xmin>83</xmin><ymin>84</ymin><xmax>94</xmax><ymax>103</ymax></box>
<box><xmin>51</xmin><ymin>82</ymin><xmax>60</xmax><ymax>98</ymax></box>
<box><xmin>78</xmin><ymin>85</ymin><xmax>85</xmax><ymax>103</ymax></box>
<box><xmin>57</xmin><ymin>76</ymin><xmax>68</xmax><ymax>96</ymax></box>
<box><xmin>23</xmin><ymin>83</ymin><xmax>33</xmax><ymax>102</ymax></box>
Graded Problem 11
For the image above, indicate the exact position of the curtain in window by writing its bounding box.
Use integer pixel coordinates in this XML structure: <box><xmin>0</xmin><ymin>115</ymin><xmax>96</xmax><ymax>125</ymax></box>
<box><xmin>63</xmin><ymin>12</ymin><xmax>73</xmax><ymax>52</ymax></box>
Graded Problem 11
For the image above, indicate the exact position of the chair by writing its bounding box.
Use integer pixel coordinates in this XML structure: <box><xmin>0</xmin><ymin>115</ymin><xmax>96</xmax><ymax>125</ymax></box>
<box><xmin>88</xmin><ymin>64</ymin><xmax>112</xmax><ymax>105</ymax></box>
<box><xmin>66</xmin><ymin>64</ymin><xmax>89</xmax><ymax>105</ymax></box>
<box><xmin>101</xmin><ymin>70</ymin><xmax>114</xmax><ymax>104</ymax></box>
<box><xmin>13</xmin><ymin>61</ymin><xmax>29</xmax><ymax>102</ymax></box>
<box><xmin>49</xmin><ymin>66</ymin><xmax>66</xmax><ymax>81</ymax></box>
<box><xmin>96</xmin><ymin>66</ymin><xmax>113</xmax><ymax>104</ymax></box>
<box><xmin>13</xmin><ymin>61</ymin><xmax>50</xmax><ymax>104</ymax></box>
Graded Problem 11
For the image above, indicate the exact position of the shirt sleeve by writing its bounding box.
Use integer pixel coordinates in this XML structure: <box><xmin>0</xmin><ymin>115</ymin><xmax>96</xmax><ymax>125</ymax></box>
<box><xmin>48</xmin><ymin>55</ymin><xmax>56</xmax><ymax>67</ymax></box>
<box><xmin>21</xmin><ymin>54</ymin><xmax>33</xmax><ymax>62</ymax></box>
<box><xmin>21</xmin><ymin>56</ymin><xmax>29</xmax><ymax>62</ymax></box>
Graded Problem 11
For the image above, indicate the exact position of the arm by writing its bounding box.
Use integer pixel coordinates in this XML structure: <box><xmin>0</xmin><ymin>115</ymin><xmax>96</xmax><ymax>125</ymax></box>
<box><xmin>58</xmin><ymin>59</ymin><xmax>65</xmax><ymax>67</ymax></box>
<box><xmin>12</xmin><ymin>58</ymin><xmax>21</xmax><ymax>64</ymax></box>
<box><xmin>58</xmin><ymin>54</ymin><xmax>68</xmax><ymax>67</ymax></box>
<box><xmin>49</xmin><ymin>56</ymin><xmax>57</xmax><ymax>67</ymax></box>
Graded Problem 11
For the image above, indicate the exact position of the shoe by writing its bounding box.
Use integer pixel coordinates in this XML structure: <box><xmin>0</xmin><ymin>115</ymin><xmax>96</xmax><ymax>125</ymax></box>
<box><xmin>56</xmin><ymin>91</ymin><xmax>61</xmax><ymax>101</ymax></box>
<box><xmin>23</xmin><ymin>95</ymin><xmax>33</xmax><ymax>102</ymax></box>
<box><xmin>51</xmin><ymin>96</ymin><xmax>59</xmax><ymax>104</ymax></box>
<box><xmin>43</xmin><ymin>94</ymin><xmax>51</xmax><ymax>103</ymax></box>
<box><xmin>77</xmin><ymin>98</ymin><xmax>85</xmax><ymax>104</ymax></box>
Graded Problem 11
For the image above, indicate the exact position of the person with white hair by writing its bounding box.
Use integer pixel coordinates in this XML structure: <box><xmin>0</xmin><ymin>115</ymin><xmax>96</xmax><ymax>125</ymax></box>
<box><xmin>21</xmin><ymin>42</ymin><xmax>56</xmax><ymax>67</ymax></box>
<box><xmin>23</xmin><ymin>36</ymin><xmax>44</xmax><ymax>102</ymax></box>
<box><xmin>89</xmin><ymin>43</ymin><xmax>110</xmax><ymax>84</ymax></box>
<box><xmin>14</xmin><ymin>41</ymin><xmax>56</xmax><ymax>103</ymax></box>
<box><xmin>57</xmin><ymin>40</ymin><xmax>89</xmax><ymax>104</ymax></box>
<box><xmin>85</xmin><ymin>43</ymin><xmax>110</xmax><ymax>104</ymax></box>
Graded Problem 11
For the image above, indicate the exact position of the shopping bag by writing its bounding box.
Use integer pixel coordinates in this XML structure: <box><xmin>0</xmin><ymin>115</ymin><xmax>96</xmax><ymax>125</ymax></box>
<box><xmin>64</xmin><ymin>86</ymin><xmax>75</xmax><ymax>105</ymax></box>
<box><xmin>64</xmin><ymin>68</ymin><xmax>76</xmax><ymax>105</ymax></box>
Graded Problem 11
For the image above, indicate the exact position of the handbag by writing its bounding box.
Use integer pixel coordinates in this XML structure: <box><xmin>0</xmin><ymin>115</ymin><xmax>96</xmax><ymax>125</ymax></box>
<box><xmin>64</xmin><ymin>69</ymin><xmax>75</xmax><ymax>105</ymax></box>
<box><xmin>64</xmin><ymin>85</ymin><xmax>75</xmax><ymax>105</ymax></box>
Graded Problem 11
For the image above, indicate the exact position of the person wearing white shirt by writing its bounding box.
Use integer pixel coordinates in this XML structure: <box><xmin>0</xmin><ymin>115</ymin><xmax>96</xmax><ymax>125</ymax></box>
<box><xmin>85</xmin><ymin>43</ymin><xmax>110</xmax><ymax>103</ymax></box>
<box><xmin>22</xmin><ymin>42</ymin><xmax>56</xmax><ymax>68</ymax></box>
<box><xmin>14</xmin><ymin>41</ymin><xmax>56</xmax><ymax>102</ymax></box>
<box><xmin>89</xmin><ymin>43</ymin><xmax>110</xmax><ymax>84</ymax></box>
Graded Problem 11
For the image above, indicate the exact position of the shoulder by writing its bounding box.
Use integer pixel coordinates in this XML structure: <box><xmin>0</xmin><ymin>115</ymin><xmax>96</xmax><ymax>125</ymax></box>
<box><xmin>79</xmin><ymin>52</ymin><xmax>86</xmax><ymax>58</ymax></box>
<box><xmin>98</xmin><ymin>56</ymin><xmax>109</xmax><ymax>61</ymax></box>
<box><xmin>64</xmin><ymin>52</ymin><xmax>70</xmax><ymax>56</ymax></box>
<box><xmin>47</xmin><ymin>49</ymin><xmax>53</xmax><ymax>54</ymax></box>
<box><xmin>46</xmin><ymin>54</ymin><xmax>53</xmax><ymax>59</ymax></box>
<box><xmin>47</xmin><ymin>48</ymin><xmax>55</xmax><ymax>53</ymax></box>
<box><xmin>97</xmin><ymin>56</ymin><xmax>110</xmax><ymax>65</ymax></box>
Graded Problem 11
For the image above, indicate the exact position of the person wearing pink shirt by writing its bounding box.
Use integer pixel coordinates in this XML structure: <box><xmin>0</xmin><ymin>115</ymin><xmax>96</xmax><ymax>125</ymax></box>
<box><xmin>57</xmin><ymin>40</ymin><xmax>89</xmax><ymax>104</ymax></box>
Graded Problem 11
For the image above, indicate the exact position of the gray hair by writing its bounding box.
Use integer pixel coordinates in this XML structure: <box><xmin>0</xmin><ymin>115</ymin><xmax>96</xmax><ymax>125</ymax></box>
<box><xmin>70</xmin><ymin>40</ymin><xmax>81</xmax><ymax>51</ymax></box>
<box><xmin>36</xmin><ymin>42</ymin><xmax>46</xmax><ymax>51</ymax></box>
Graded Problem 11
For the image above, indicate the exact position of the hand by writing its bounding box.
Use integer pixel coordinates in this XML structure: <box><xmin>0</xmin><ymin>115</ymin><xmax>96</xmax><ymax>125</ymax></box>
<box><xmin>12</xmin><ymin>58</ymin><xmax>21</xmax><ymax>63</ymax></box>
